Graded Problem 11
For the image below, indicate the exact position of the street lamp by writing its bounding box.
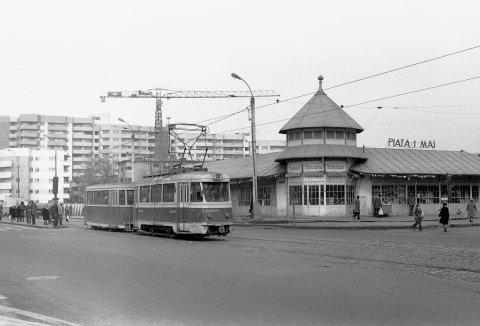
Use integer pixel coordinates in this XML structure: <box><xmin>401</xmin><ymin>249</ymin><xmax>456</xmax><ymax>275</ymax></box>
<box><xmin>231</xmin><ymin>72</ymin><xmax>258</xmax><ymax>218</ymax></box>
<box><xmin>118</xmin><ymin>118</ymin><xmax>135</xmax><ymax>182</ymax></box>
<box><xmin>43</xmin><ymin>135</ymin><xmax>59</xmax><ymax>200</ymax></box>
<box><xmin>6</xmin><ymin>149</ymin><xmax>20</xmax><ymax>197</ymax></box>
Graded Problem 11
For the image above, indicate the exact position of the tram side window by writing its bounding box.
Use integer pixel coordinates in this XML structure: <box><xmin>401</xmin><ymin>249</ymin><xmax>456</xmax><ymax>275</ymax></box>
<box><xmin>101</xmin><ymin>190</ymin><xmax>109</xmax><ymax>205</ymax></box>
<box><xmin>119</xmin><ymin>190</ymin><xmax>126</xmax><ymax>206</ymax></box>
<box><xmin>203</xmin><ymin>182</ymin><xmax>229</xmax><ymax>202</ymax></box>
<box><xmin>86</xmin><ymin>191</ymin><xmax>94</xmax><ymax>205</ymax></box>
<box><xmin>163</xmin><ymin>183</ymin><xmax>175</xmax><ymax>202</ymax></box>
<box><xmin>126</xmin><ymin>190</ymin><xmax>134</xmax><ymax>205</ymax></box>
<box><xmin>152</xmin><ymin>184</ymin><xmax>162</xmax><ymax>202</ymax></box>
<box><xmin>109</xmin><ymin>190</ymin><xmax>118</xmax><ymax>206</ymax></box>
<box><xmin>191</xmin><ymin>182</ymin><xmax>203</xmax><ymax>202</ymax></box>
<box><xmin>140</xmin><ymin>186</ymin><xmax>151</xmax><ymax>203</ymax></box>
<box><xmin>94</xmin><ymin>191</ymin><xmax>102</xmax><ymax>205</ymax></box>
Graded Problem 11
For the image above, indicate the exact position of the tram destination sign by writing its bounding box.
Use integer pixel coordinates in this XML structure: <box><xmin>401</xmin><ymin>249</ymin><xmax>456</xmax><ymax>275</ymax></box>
<box><xmin>388</xmin><ymin>138</ymin><xmax>436</xmax><ymax>149</ymax></box>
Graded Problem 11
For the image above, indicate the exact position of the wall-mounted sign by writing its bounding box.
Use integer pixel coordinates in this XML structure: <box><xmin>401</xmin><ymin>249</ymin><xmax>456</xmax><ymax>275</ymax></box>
<box><xmin>388</xmin><ymin>138</ymin><xmax>436</xmax><ymax>149</ymax></box>
<box><xmin>287</xmin><ymin>162</ymin><xmax>302</xmax><ymax>174</ymax></box>
<box><xmin>325</xmin><ymin>161</ymin><xmax>346</xmax><ymax>173</ymax></box>
<box><xmin>303</xmin><ymin>161</ymin><xmax>323</xmax><ymax>173</ymax></box>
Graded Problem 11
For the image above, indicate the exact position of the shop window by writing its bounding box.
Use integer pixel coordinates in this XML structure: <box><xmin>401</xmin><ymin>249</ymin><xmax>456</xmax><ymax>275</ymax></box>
<box><xmin>258</xmin><ymin>185</ymin><xmax>276</xmax><ymax>206</ymax></box>
<box><xmin>347</xmin><ymin>132</ymin><xmax>356</xmax><ymax>140</ymax></box>
<box><xmin>289</xmin><ymin>185</ymin><xmax>302</xmax><ymax>205</ymax></box>
<box><xmin>472</xmin><ymin>186</ymin><xmax>479</xmax><ymax>202</ymax></box>
<box><xmin>313</xmin><ymin>131</ymin><xmax>323</xmax><ymax>139</ymax></box>
<box><xmin>417</xmin><ymin>185</ymin><xmax>440</xmax><ymax>204</ymax></box>
<box><xmin>335</xmin><ymin>130</ymin><xmax>344</xmax><ymax>139</ymax></box>
<box><xmin>303</xmin><ymin>184</ymin><xmax>321</xmax><ymax>205</ymax></box>
<box><xmin>238</xmin><ymin>186</ymin><xmax>251</xmax><ymax>206</ymax></box>
<box><xmin>326</xmin><ymin>184</ymin><xmax>345</xmax><ymax>205</ymax></box>
<box><xmin>451</xmin><ymin>185</ymin><xmax>469</xmax><ymax>203</ymax></box>
<box><xmin>382</xmin><ymin>185</ymin><xmax>407</xmax><ymax>204</ymax></box>
<box><xmin>304</xmin><ymin>131</ymin><xmax>313</xmax><ymax>139</ymax></box>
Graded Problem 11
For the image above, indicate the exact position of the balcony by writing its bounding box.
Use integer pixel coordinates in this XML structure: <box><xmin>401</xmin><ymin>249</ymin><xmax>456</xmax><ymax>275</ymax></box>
<box><xmin>19</xmin><ymin>124</ymin><xmax>39</xmax><ymax>130</ymax></box>
<box><xmin>49</xmin><ymin>140</ymin><xmax>67</xmax><ymax>146</ymax></box>
<box><xmin>47</xmin><ymin>133</ymin><xmax>68</xmax><ymax>139</ymax></box>
<box><xmin>72</xmin><ymin>156</ymin><xmax>91</xmax><ymax>162</ymax></box>
<box><xmin>18</xmin><ymin>139</ymin><xmax>39</xmax><ymax>146</ymax></box>
<box><xmin>0</xmin><ymin>161</ymin><xmax>12</xmax><ymax>168</ymax></box>
<box><xmin>72</xmin><ymin>149</ymin><xmax>92</xmax><ymax>154</ymax></box>
<box><xmin>0</xmin><ymin>182</ymin><xmax>12</xmax><ymax>190</ymax></box>
<box><xmin>18</xmin><ymin>131</ymin><xmax>39</xmax><ymax>138</ymax></box>
<box><xmin>73</xmin><ymin>125</ymin><xmax>94</xmax><ymax>132</ymax></box>
<box><xmin>48</xmin><ymin>125</ymin><xmax>68</xmax><ymax>131</ymax></box>
<box><xmin>0</xmin><ymin>171</ymin><xmax>13</xmax><ymax>179</ymax></box>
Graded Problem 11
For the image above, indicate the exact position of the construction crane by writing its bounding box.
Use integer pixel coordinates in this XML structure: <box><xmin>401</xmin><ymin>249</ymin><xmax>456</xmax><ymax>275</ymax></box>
<box><xmin>100</xmin><ymin>88</ymin><xmax>280</xmax><ymax>160</ymax></box>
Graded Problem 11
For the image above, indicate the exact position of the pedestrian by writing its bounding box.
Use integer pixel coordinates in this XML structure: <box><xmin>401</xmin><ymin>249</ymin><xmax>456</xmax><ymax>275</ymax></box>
<box><xmin>466</xmin><ymin>198</ymin><xmax>477</xmax><ymax>223</ymax></box>
<box><xmin>16</xmin><ymin>205</ymin><xmax>22</xmax><ymax>223</ymax></box>
<box><xmin>373</xmin><ymin>194</ymin><xmax>382</xmax><ymax>217</ymax></box>
<box><xmin>353</xmin><ymin>195</ymin><xmax>361</xmax><ymax>220</ymax></box>
<box><xmin>65</xmin><ymin>204</ymin><xmax>70</xmax><ymax>222</ymax></box>
<box><xmin>0</xmin><ymin>203</ymin><xmax>3</xmax><ymax>221</ymax></box>
<box><xmin>26</xmin><ymin>201</ymin><xmax>32</xmax><ymax>224</ymax></box>
<box><xmin>49</xmin><ymin>199</ymin><xmax>59</xmax><ymax>227</ymax></box>
<box><xmin>438</xmin><ymin>202</ymin><xmax>449</xmax><ymax>232</ymax></box>
<box><xmin>412</xmin><ymin>201</ymin><xmax>424</xmax><ymax>231</ymax></box>
<box><xmin>29</xmin><ymin>201</ymin><xmax>37</xmax><ymax>225</ymax></box>
<box><xmin>407</xmin><ymin>194</ymin><xmax>415</xmax><ymax>216</ymax></box>
<box><xmin>9</xmin><ymin>205</ymin><xmax>15</xmax><ymax>222</ymax></box>
<box><xmin>58</xmin><ymin>202</ymin><xmax>64</xmax><ymax>226</ymax></box>
<box><xmin>42</xmin><ymin>205</ymin><xmax>50</xmax><ymax>225</ymax></box>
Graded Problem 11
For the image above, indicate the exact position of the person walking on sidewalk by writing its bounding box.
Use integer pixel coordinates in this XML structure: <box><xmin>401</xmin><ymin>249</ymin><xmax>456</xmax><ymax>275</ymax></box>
<box><xmin>49</xmin><ymin>200</ymin><xmax>59</xmax><ymax>227</ymax></box>
<box><xmin>29</xmin><ymin>201</ymin><xmax>37</xmax><ymax>225</ymax></box>
<box><xmin>466</xmin><ymin>198</ymin><xmax>477</xmax><ymax>223</ymax></box>
<box><xmin>439</xmin><ymin>202</ymin><xmax>449</xmax><ymax>232</ymax></box>
<box><xmin>412</xmin><ymin>201</ymin><xmax>424</xmax><ymax>231</ymax></box>
<box><xmin>353</xmin><ymin>196</ymin><xmax>361</xmax><ymax>220</ymax></box>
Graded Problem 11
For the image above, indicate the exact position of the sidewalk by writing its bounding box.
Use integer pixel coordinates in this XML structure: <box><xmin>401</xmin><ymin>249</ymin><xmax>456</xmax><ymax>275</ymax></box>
<box><xmin>2</xmin><ymin>215</ymin><xmax>479</xmax><ymax>230</ymax></box>
<box><xmin>234</xmin><ymin>214</ymin><xmax>480</xmax><ymax>230</ymax></box>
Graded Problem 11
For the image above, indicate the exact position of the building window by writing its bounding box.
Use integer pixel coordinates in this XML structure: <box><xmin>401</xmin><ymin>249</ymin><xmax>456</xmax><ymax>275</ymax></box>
<box><xmin>326</xmin><ymin>184</ymin><xmax>345</xmax><ymax>205</ymax></box>
<box><xmin>335</xmin><ymin>130</ymin><xmax>344</xmax><ymax>139</ymax></box>
<box><xmin>382</xmin><ymin>185</ymin><xmax>407</xmax><ymax>204</ymax></box>
<box><xmin>289</xmin><ymin>185</ymin><xmax>302</xmax><ymax>205</ymax></box>
<box><xmin>326</xmin><ymin>130</ymin><xmax>335</xmax><ymax>139</ymax></box>
<box><xmin>258</xmin><ymin>185</ymin><xmax>276</xmax><ymax>206</ymax></box>
<box><xmin>417</xmin><ymin>185</ymin><xmax>440</xmax><ymax>204</ymax></box>
<box><xmin>303</xmin><ymin>184</ymin><xmax>321</xmax><ymax>205</ymax></box>
<box><xmin>347</xmin><ymin>132</ymin><xmax>356</xmax><ymax>140</ymax></box>
<box><xmin>35</xmin><ymin>189</ymin><xmax>39</xmax><ymax>194</ymax></box>
<box><xmin>472</xmin><ymin>186</ymin><xmax>479</xmax><ymax>202</ymax></box>
<box><xmin>346</xmin><ymin>185</ymin><xmax>356</xmax><ymax>205</ymax></box>
<box><xmin>237</xmin><ymin>186</ymin><xmax>252</xmax><ymax>206</ymax></box>
<box><xmin>451</xmin><ymin>185</ymin><xmax>470</xmax><ymax>203</ymax></box>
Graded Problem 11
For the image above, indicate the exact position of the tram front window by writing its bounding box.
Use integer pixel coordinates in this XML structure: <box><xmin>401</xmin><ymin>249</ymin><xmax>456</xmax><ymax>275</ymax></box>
<box><xmin>202</xmin><ymin>182</ymin><xmax>229</xmax><ymax>202</ymax></box>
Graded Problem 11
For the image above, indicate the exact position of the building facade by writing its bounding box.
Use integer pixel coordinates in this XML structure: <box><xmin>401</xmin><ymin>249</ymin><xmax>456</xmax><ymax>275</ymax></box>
<box><xmin>205</xmin><ymin>75</ymin><xmax>480</xmax><ymax>220</ymax></box>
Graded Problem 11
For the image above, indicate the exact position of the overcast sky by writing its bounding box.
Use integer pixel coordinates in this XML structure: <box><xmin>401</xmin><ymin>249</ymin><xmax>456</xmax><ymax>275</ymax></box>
<box><xmin>1</xmin><ymin>0</ymin><xmax>479</xmax><ymax>152</ymax></box>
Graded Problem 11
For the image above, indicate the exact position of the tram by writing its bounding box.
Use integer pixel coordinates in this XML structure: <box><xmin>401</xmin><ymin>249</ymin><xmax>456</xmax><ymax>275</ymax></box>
<box><xmin>84</xmin><ymin>168</ymin><xmax>232</xmax><ymax>237</ymax></box>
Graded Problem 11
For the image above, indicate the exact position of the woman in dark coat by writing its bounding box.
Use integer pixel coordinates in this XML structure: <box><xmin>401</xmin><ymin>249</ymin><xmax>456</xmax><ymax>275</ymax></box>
<box><xmin>439</xmin><ymin>202</ymin><xmax>449</xmax><ymax>232</ymax></box>
<box><xmin>42</xmin><ymin>206</ymin><xmax>50</xmax><ymax>225</ymax></box>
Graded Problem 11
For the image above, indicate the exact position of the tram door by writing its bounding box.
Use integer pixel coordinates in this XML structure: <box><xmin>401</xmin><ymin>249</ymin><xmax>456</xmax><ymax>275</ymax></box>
<box><xmin>177</xmin><ymin>183</ymin><xmax>190</xmax><ymax>232</ymax></box>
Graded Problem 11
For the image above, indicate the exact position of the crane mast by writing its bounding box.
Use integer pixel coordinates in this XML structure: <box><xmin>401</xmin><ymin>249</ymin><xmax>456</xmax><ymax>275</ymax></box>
<box><xmin>101</xmin><ymin>88</ymin><xmax>280</xmax><ymax>160</ymax></box>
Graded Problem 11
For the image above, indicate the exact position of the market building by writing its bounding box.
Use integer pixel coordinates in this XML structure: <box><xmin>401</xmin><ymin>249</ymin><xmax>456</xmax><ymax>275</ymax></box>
<box><xmin>205</xmin><ymin>75</ymin><xmax>480</xmax><ymax>220</ymax></box>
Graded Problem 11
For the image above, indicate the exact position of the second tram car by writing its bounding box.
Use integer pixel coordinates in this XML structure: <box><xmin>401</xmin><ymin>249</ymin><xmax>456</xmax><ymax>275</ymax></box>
<box><xmin>85</xmin><ymin>169</ymin><xmax>232</xmax><ymax>237</ymax></box>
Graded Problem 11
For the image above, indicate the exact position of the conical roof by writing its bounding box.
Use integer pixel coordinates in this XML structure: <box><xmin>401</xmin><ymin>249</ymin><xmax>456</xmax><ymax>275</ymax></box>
<box><xmin>279</xmin><ymin>76</ymin><xmax>364</xmax><ymax>134</ymax></box>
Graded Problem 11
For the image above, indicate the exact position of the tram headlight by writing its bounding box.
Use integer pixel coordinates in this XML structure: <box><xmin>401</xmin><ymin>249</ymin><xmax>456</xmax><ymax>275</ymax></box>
<box><xmin>225</xmin><ymin>212</ymin><xmax>230</xmax><ymax>218</ymax></box>
<box><xmin>206</xmin><ymin>213</ymin><xmax>212</xmax><ymax>219</ymax></box>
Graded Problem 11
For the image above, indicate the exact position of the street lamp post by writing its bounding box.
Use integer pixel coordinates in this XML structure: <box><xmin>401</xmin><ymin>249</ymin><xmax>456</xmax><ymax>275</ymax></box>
<box><xmin>231</xmin><ymin>72</ymin><xmax>258</xmax><ymax>218</ymax></box>
<box><xmin>43</xmin><ymin>136</ymin><xmax>59</xmax><ymax>201</ymax></box>
<box><xmin>6</xmin><ymin>149</ymin><xmax>20</xmax><ymax>197</ymax></box>
<box><xmin>118</xmin><ymin>118</ymin><xmax>135</xmax><ymax>182</ymax></box>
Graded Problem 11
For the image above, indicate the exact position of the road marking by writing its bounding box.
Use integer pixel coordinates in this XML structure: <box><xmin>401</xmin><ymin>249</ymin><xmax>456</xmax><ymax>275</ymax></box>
<box><xmin>26</xmin><ymin>276</ymin><xmax>60</xmax><ymax>281</ymax></box>
<box><xmin>0</xmin><ymin>304</ymin><xmax>82</xmax><ymax>326</ymax></box>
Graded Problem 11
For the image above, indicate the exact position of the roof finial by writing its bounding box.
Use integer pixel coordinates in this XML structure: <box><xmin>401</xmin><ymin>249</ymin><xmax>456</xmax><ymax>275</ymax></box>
<box><xmin>316</xmin><ymin>75</ymin><xmax>325</xmax><ymax>95</ymax></box>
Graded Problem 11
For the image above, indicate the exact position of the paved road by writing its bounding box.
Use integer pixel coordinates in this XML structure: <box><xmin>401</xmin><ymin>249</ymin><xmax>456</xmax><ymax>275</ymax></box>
<box><xmin>1</xmin><ymin>221</ymin><xmax>479</xmax><ymax>325</ymax></box>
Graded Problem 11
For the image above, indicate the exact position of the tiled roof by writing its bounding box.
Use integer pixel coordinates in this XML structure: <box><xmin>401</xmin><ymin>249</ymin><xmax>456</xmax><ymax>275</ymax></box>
<box><xmin>279</xmin><ymin>76</ymin><xmax>364</xmax><ymax>134</ymax></box>
<box><xmin>276</xmin><ymin>144</ymin><xmax>368</xmax><ymax>161</ymax></box>
<box><xmin>204</xmin><ymin>152</ymin><xmax>286</xmax><ymax>179</ymax></box>
<box><xmin>350</xmin><ymin>148</ymin><xmax>480</xmax><ymax>175</ymax></box>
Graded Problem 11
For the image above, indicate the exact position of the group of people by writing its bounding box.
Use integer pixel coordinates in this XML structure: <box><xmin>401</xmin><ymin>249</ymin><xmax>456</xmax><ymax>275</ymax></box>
<box><xmin>3</xmin><ymin>201</ymin><xmax>38</xmax><ymax>224</ymax></box>
<box><xmin>1</xmin><ymin>200</ymin><xmax>73</xmax><ymax>227</ymax></box>
<box><xmin>411</xmin><ymin>198</ymin><xmax>477</xmax><ymax>232</ymax></box>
